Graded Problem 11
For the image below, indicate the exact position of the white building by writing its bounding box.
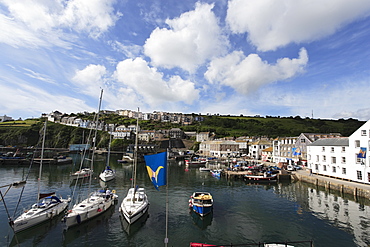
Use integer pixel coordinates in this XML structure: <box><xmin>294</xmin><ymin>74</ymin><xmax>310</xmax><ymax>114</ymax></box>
<box><xmin>0</xmin><ymin>115</ymin><xmax>13</xmax><ymax>122</ymax></box>
<box><xmin>307</xmin><ymin>120</ymin><xmax>370</xmax><ymax>184</ymax></box>
<box><xmin>248</xmin><ymin>139</ymin><xmax>272</xmax><ymax>160</ymax></box>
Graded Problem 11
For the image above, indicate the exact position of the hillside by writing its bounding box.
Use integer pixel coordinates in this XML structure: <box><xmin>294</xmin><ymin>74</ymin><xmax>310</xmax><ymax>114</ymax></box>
<box><xmin>0</xmin><ymin>116</ymin><xmax>365</xmax><ymax>149</ymax></box>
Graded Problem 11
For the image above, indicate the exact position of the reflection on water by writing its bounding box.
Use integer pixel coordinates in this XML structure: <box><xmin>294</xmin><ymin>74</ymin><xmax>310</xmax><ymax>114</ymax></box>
<box><xmin>307</xmin><ymin>188</ymin><xmax>370</xmax><ymax>247</ymax></box>
<box><xmin>62</xmin><ymin>205</ymin><xmax>116</xmax><ymax>246</ymax></box>
<box><xmin>120</xmin><ymin>210</ymin><xmax>149</xmax><ymax>236</ymax></box>
<box><xmin>190</xmin><ymin>210</ymin><xmax>213</xmax><ymax>230</ymax></box>
<box><xmin>1</xmin><ymin>154</ymin><xmax>370</xmax><ymax>246</ymax></box>
<box><xmin>9</xmin><ymin>213</ymin><xmax>65</xmax><ymax>247</ymax></box>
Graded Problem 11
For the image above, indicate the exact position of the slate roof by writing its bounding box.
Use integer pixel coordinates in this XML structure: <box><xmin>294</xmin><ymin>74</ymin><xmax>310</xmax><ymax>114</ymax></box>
<box><xmin>308</xmin><ymin>137</ymin><xmax>349</xmax><ymax>146</ymax></box>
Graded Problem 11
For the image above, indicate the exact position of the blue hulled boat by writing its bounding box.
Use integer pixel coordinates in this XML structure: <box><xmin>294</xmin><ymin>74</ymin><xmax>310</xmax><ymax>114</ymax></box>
<box><xmin>189</xmin><ymin>192</ymin><xmax>213</xmax><ymax>216</ymax></box>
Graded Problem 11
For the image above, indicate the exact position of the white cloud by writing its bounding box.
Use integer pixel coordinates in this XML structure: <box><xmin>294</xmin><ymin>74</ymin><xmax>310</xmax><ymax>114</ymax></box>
<box><xmin>226</xmin><ymin>0</ymin><xmax>370</xmax><ymax>51</ymax></box>
<box><xmin>0</xmin><ymin>0</ymin><xmax>120</xmax><ymax>48</ymax></box>
<box><xmin>72</xmin><ymin>64</ymin><xmax>108</xmax><ymax>96</ymax></box>
<box><xmin>114</xmin><ymin>57</ymin><xmax>199</xmax><ymax>106</ymax></box>
<box><xmin>0</xmin><ymin>75</ymin><xmax>93</xmax><ymax>118</ymax></box>
<box><xmin>109</xmin><ymin>40</ymin><xmax>143</xmax><ymax>59</ymax></box>
<box><xmin>60</xmin><ymin>0</ymin><xmax>120</xmax><ymax>39</ymax></box>
<box><xmin>144</xmin><ymin>2</ymin><xmax>229</xmax><ymax>73</ymax></box>
<box><xmin>0</xmin><ymin>14</ymin><xmax>51</xmax><ymax>48</ymax></box>
<box><xmin>205</xmin><ymin>48</ymin><xmax>308</xmax><ymax>94</ymax></box>
<box><xmin>256</xmin><ymin>78</ymin><xmax>370</xmax><ymax>120</ymax></box>
<box><xmin>23</xmin><ymin>68</ymin><xmax>56</xmax><ymax>84</ymax></box>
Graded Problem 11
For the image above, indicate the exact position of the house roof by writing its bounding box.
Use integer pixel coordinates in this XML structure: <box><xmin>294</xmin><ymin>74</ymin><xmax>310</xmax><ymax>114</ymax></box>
<box><xmin>308</xmin><ymin>137</ymin><xmax>349</xmax><ymax>146</ymax></box>
<box><xmin>262</xmin><ymin>147</ymin><xmax>273</xmax><ymax>152</ymax></box>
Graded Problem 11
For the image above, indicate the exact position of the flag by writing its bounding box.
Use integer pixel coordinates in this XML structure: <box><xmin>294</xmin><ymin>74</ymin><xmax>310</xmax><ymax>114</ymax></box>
<box><xmin>358</xmin><ymin>147</ymin><xmax>366</xmax><ymax>159</ymax></box>
<box><xmin>144</xmin><ymin>152</ymin><xmax>167</xmax><ymax>190</ymax></box>
<box><xmin>293</xmin><ymin>147</ymin><xmax>301</xmax><ymax>156</ymax></box>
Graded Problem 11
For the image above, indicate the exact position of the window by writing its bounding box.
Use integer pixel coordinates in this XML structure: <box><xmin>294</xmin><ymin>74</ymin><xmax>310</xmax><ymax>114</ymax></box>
<box><xmin>341</xmin><ymin>157</ymin><xmax>346</xmax><ymax>164</ymax></box>
<box><xmin>357</xmin><ymin>171</ymin><xmax>362</xmax><ymax>180</ymax></box>
<box><xmin>355</xmin><ymin>140</ymin><xmax>360</xmax><ymax>148</ymax></box>
<box><xmin>322</xmin><ymin>155</ymin><xmax>326</xmax><ymax>162</ymax></box>
<box><xmin>332</xmin><ymin>166</ymin><xmax>336</xmax><ymax>173</ymax></box>
<box><xmin>342</xmin><ymin>147</ymin><xmax>345</xmax><ymax>152</ymax></box>
<box><xmin>331</xmin><ymin>147</ymin><xmax>334</xmax><ymax>152</ymax></box>
<box><xmin>301</xmin><ymin>139</ymin><xmax>306</xmax><ymax>143</ymax></box>
<box><xmin>316</xmin><ymin>155</ymin><xmax>319</xmax><ymax>162</ymax></box>
<box><xmin>322</xmin><ymin>147</ymin><xmax>325</xmax><ymax>152</ymax></box>
<box><xmin>368</xmin><ymin>173</ymin><xmax>370</xmax><ymax>183</ymax></box>
<box><xmin>315</xmin><ymin>164</ymin><xmax>319</xmax><ymax>171</ymax></box>
<box><xmin>331</xmin><ymin>157</ymin><xmax>336</xmax><ymax>164</ymax></box>
<box><xmin>342</xmin><ymin>168</ymin><xmax>346</xmax><ymax>175</ymax></box>
<box><xmin>323</xmin><ymin>165</ymin><xmax>327</xmax><ymax>171</ymax></box>
<box><xmin>361</xmin><ymin>130</ymin><xmax>366</xmax><ymax>136</ymax></box>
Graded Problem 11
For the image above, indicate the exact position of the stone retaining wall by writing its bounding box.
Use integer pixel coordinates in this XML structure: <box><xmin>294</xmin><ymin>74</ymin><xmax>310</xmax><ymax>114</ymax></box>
<box><xmin>295</xmin><ymin>173</ymin><xmax>370</xmax><ymax>199</ymax></box>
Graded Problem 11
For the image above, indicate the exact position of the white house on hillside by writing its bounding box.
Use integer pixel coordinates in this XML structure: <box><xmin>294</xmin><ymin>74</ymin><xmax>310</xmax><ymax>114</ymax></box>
<box><xmin>307</xmin><ymin>120</ymin><xmax>370</xmax><ymax>184</ymax></box>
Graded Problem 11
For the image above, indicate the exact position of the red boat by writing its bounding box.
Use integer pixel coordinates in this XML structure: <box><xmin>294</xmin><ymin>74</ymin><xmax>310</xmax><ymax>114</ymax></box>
<box><xmin>190</xmin><ymin>243</ymin><xmax>222</xmax><ymax>247</ymax></box>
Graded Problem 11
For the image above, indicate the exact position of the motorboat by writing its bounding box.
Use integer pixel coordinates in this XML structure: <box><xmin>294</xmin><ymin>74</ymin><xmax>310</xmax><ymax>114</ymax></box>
<box><xmin>70</xmin><ymin>168</ymin><xmax>93</xmax><ymax>179</ymax></box>
<box><xmin>189</xmin><ymin>192</ymin><xmax>213</xmax><ymax>217</ymax></box>
<box><xmin>99</xmin><ymin>166</ymin><xmax>115</xmax><ymax>182</ymax></box>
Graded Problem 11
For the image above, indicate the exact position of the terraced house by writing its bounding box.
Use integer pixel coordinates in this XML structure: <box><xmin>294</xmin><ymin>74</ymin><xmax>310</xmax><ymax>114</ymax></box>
<box><xmin>307</xmin><ymin>120</ymin><xmax>370</xmax><ymax>184</ymax></box>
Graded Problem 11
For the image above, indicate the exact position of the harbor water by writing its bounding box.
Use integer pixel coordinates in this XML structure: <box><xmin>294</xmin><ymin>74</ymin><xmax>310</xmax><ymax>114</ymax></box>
<box><xmin>0</xmin><ymin>153</ymin><xmax>369</xmax><ymax>247</ymax></box>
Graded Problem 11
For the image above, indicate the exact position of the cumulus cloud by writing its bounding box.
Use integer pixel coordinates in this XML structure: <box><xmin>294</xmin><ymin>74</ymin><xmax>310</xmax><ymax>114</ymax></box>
<box><xmin>72</xmin><ymin>64</ymin><xmax>108</xmax><ymax>96</ymax></box>
<box><xmin>226</xmin><ymin>0</ymin><xmax>370</xmax><ymax>51</ymax></box>
<box><xmin>144</xmin><ymin>2</ymin><xmax>229</xmax><ymax>73</ymax></box>
<box><xmin>114</xmin><ymin>57</ymin><xmax>199</xmax><ymax>106</ymax></box>
<box><xmin>205</xmin><ymin>48</ymin><xmax>308</xmax><ymax>94</ymax></box>
<box><xmin>0</xmin><ymin>0</ymin><xmax>119</xmax><ymax>48</ymax></box>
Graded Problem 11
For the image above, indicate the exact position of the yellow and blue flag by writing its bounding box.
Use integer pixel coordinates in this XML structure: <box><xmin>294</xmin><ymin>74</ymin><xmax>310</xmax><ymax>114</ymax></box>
<box><xmin>358</xmin><ymin>147</ymin><xmax>366</xmax><ymax>159</ymax></box>
<box><xmin>292</xmin><ymin>147</ymin><xmax>301</xmax><ymax>156</ymax></box>
<box><xmin>144</xmin><ymin>152</ymin><xmax>167</xmax><ymax>190</ymax></box>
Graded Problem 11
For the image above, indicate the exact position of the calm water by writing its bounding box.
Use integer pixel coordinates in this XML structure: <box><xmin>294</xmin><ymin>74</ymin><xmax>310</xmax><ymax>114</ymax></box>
<box><xmin>0</xmin><ymin>154</ymin><xmax>369</xmax><ymax>247</ymax></box>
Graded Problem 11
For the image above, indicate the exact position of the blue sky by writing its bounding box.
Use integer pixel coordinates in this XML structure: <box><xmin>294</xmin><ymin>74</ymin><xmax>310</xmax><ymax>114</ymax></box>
<box><xmin>1</xmin><ymin>0</ymin><xmax>370</xmax><ymax>121</ymax></box>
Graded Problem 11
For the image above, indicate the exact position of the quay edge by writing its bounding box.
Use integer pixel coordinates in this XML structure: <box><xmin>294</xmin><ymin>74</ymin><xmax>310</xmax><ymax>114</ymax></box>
<box><xmin>294</xmin><ymin>169</ymin><xmax>370</xmax><ymax>199</ymax></box>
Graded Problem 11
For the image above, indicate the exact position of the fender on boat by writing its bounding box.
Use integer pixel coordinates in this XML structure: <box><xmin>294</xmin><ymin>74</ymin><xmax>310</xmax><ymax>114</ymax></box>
<box><xmin>76</xmin><ymin>214</ymin><xmax>81</xmax><ymax>224</ymax></box>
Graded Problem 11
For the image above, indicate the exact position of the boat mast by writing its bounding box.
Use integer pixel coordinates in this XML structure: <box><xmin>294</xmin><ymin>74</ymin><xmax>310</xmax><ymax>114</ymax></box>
<box><xmin>37</xmin><ymin>120</ymin><xmax>47</xmax><ymax>202</ymax></box>
<box><xmin>133</xmin><ymin>107</ymin><xmax>139</xmax><ymax>189</ymax></box>
<box><xmin>89</xmin><ymin>89</ymin><xmax>103</xmax><ymax>199</ymax></box>
<box><xmin>106</xmin><ymin>134</ymin><xmax>112</xmax><ymax>168</ymax></box>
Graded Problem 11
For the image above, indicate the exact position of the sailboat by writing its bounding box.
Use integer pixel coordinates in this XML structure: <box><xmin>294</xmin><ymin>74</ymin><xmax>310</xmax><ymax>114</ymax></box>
<box><xmin>119</xmin><ymin>108</ymin><xmax>149</xmax><ymax>224</ymax></box>
<box><xmin>63</xmin><ymin>89</ymin><xmax>118</xmax><ymax>229</ymax></box>
<box><xmin>12</xmin><ymin>121</ymin><xmax>70</xmax><ymax>233</ymax></box>
<box><xmin>99</xmin><ymin>134</ymin><xmax>116</xmax><ymax>182</ymax></box>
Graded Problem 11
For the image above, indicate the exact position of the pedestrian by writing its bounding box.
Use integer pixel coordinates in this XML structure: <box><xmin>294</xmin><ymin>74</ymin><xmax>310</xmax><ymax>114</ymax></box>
<box><xmin>106</xmin><ymin>189</ymin><xmax>112</xmax><ymax>200</ymax></box>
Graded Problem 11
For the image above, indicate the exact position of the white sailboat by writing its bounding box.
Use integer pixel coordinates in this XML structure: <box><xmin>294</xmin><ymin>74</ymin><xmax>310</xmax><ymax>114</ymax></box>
<box><xmin>12</xmin><ymin>121</ymin><xmax>70</xmax><ymax>233</ymax></box>
<box><xmin>99</xmin><ymin>134</ymin><xmax>116</xmax><ymax>182</ymax></box>
<box><xmin>63</xmin><ymin>89</ymin><xmax>117</xmax><ymax>229</ymax></box>
<box><xmin>119</xmin><ymin>108</ymin><xmax>149</xmax><ymax>224</ymax></box>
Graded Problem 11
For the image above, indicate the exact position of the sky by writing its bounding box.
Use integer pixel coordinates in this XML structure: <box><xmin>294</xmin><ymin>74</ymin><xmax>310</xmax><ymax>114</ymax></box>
<box><xmin>1</xmin><ymin>0</ymin><xmax>370</xmax><ymax>121</ymax></box>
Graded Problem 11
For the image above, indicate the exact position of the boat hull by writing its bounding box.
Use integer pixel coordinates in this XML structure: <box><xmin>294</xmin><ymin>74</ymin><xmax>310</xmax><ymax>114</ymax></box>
<box><xmin>244</xmin><ymin>175</ymin><xmax>277</xmax><ymax>182</ymax></box>
<box><xmin>13</xmin><ymin>198</ymin><xmax>69</xmax><ymax>233</ymax></box>
<box><xmin>63</xmin><ymin>191</ymin><xmax>117</xmax><ymax>229</ymax></box>
<box><xmin>192</xmin><ymin>204</ymin><xmax>213</xmax><ymax>217</ymax></box>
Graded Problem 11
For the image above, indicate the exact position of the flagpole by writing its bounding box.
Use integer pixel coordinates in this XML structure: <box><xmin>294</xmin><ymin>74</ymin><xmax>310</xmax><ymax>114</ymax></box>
<box><xmin>164</xmin><ymin>148</ymin><xmax>169</xmax><ymax>246</ymax></box>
